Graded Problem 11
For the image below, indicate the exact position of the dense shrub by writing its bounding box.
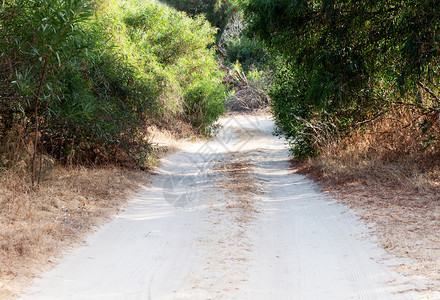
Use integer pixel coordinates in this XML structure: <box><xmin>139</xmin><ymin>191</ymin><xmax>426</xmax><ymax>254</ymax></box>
<box><xmin>241</xmin><ymin>0</ymin><xmax>440</xmax><ymax>157</ymax></box>
<box><xmin>163</xmin><ymin>1</ymin><xmax>271</xmax><ymax>113</ymax></box>
<box><xmin>0</xmin><ymin>0</ymin><xmax>226</xmax><ymax>172</ymax></box>
<box><xmin>184</xmin><ymin>80</ymin><xmax>226</xmax><ymax>134</ymax></box>
<box><xmin>121</xmin><ymin>1</ymin><xmax>223</xmax><ymax>116</ymax></box>
<box><xmin>161</xmin><ymin>0</ymin><xmax>238</xmax><ymax>40</ymax></box>
<box><xmin>226</xmin><ymin>39</ymin><xmax>264</xmax><ymax>69</ymax></box>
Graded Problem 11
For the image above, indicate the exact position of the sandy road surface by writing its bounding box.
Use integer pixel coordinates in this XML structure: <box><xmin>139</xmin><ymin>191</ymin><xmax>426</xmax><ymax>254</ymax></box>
<box><xmin>22</xmin><ymin>115</ymin><xmax>427</xmax><ymax>299</ymax></box>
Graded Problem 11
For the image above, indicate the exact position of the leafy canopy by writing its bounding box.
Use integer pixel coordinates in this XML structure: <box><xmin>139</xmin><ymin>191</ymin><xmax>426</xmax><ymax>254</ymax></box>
<box><xmin>241</xmin><ymin>0</ymin><xmax>440</xmax><ymax>156</ymax></box>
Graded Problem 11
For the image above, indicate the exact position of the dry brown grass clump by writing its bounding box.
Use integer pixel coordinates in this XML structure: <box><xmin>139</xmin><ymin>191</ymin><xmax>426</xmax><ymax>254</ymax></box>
<box><xmin>314</xmin><ymin>106</ymin><xmax>440</xmax><ymax>192</ymax></box>
<box><xmin>294</xmin><ymin>106</ymin><xmax>440</xmax><ymax>294</ymax></box>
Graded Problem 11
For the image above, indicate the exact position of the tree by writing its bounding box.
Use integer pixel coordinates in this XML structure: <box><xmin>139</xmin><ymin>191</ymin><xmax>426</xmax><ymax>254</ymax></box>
<box><xmin>162</xmin><ymin>0</ymin><xmax>238</xmax><ymax>40</ymax></box>
<box><xmin>0</xmin><ymin>0</ymin><xmax>94</xmax><ymax>184</ymax></box>
<box><xmin>241</xmin><ymin>0</ymin><xmax>440</xmax><ymax>156</ymax></box>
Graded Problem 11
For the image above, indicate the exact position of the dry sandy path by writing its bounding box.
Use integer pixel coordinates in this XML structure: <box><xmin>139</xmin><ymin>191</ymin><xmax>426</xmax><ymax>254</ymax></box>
<box><xmin>22</xmin><ymin>115</ymin><xmax>427</xmax><ymax>299</ymax></box>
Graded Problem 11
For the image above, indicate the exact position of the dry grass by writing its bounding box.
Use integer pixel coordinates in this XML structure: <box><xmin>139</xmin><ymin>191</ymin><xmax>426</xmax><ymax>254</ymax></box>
<box><xmin>293</xmin><ymin>107</ymin><xmax>440</xmax><ymax>294</ymax></box>
<box><xmin>146</xmin><ymin>117</ymin><xmax>204</xmax><ymax>143</ymax></box>
<box><xmin>0</xmin><ymin>165</ymin><xmax>151</xmax><ymax>299</ymax></box>
<box><xmin>0</xmin><ymin>121</ymin><xmax>192</xmax><ymax>299</ymax></box>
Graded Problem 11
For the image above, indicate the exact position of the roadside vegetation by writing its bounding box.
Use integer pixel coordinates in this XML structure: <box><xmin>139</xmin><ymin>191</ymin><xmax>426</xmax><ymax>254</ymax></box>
<box><xmin>242</xmin><ymin>0</ymin><xmax>440</xmax><ymax>159</ymax></box>
<box><xmin>162</xmin><ymin>0</ymin><xmax>237</xmax><ymax>41</ymax></box>
<box><xmin>0</xmin><ymin>0</ymin><xmax>225</xmax><ymax>173</ymax></box>
<box><xmin>239</xmin><ymin>1</ymin><xmax>440</xmax><ymax>193</ymax></box>
<box><xmin>163</xmin><ymin>0</ymin><xmax>272</xmax><ymax>111</ymax></box>
<box><xmin>238</xmin><ymin>0</ymin><xmax>440</xmax><ymax>196</ymax></box>
<box><xmin>2</xmin><ymin>0</ymin><xmax>439</xmax><ymax>297</ymax></box>
<box><xmin>240</xmin><ymin>0</ymin><xmax>440</xmax><ymax>292</ymax></box>
<box><xmin>0</xmin><ymin>0</ymin><xmax>226</xmax><ymax>297</ymax></box>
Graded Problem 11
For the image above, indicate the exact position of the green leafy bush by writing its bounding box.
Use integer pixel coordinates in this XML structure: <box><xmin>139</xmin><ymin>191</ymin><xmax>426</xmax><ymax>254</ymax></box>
<box><xmin>161</xmin><ymin>0</ymin><xmax>238</xmax><ymax>40</ymax></box>
<box><xmin>0</xmin><ymin>0</ymin><xmax>226</xmax><ymax>171</ymax></box>
<box><xmin>241</xmin><ymin>0</ymin><xmax>440</xmax><ymax>157</ymax></box>
<box><xmin>225</xmin><ymin>36</ymin><xmax>268</xmax><ymax>72</ymax></box>
<box><xmin>184</xmin><ymin>81</ymin><xmax>226</xmax><ymax>134</ymax></box>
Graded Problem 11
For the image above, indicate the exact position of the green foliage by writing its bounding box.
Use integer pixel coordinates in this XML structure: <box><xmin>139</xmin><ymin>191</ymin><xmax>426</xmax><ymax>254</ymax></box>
<box><xmin>162</xmin><ymin>0</ymin><xmax>238</xmax><ymax>40</ymax></box>
<box><xmin>184</xmin><ymin>80</ymin><xmax>227</xmax><ymax>134</ymax></box>
<box><xmin>241</xmin><ymin>0</ymin><xmax>440</xmax><ymax>156</ymax></box>
<box><xmin>224</xmin><ymin>35</ymin><xmax>269</xmax><ymax>72</ymax></box>
<box><xmin>0</xmin><ymin>0</ymin><xmax>226</xmax><ymax>168</ymax></box>
<box><xmin>121</xmin><ymin>0</ymin><xmax>222</xmax><ymax>112</ymax></box>
<box><xmin>0</xmin><ymin>0</ymin><xmax>94</xmax><ymax>116</ymax></box>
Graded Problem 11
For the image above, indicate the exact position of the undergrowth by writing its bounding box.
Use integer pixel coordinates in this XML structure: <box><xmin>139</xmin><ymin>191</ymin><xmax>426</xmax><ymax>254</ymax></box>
<box><xmin>0</xmin><ymin>0</ymin><xmax>226</xmax><ymax>174</ymax></box>
<box><xmin>0</xmin><ymin>1</ymin><xmax>228</xmax><ymax>297</ymax></box>
<box><xmin>305</xmin><ymin>106</ymin><xmax>440</xmax><ymax>194</ymax></box>
<box><xmin>296</xmin><ymin>107</ymin><xmax>440</xmax><ymax>294</ymax></box>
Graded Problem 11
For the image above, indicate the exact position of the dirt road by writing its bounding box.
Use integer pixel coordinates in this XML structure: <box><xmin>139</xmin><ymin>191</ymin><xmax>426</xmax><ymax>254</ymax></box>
<box><xmin>22</xmin><ymin>115</ymin><xmax>427</xmax><ymax>299</ymax></box>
